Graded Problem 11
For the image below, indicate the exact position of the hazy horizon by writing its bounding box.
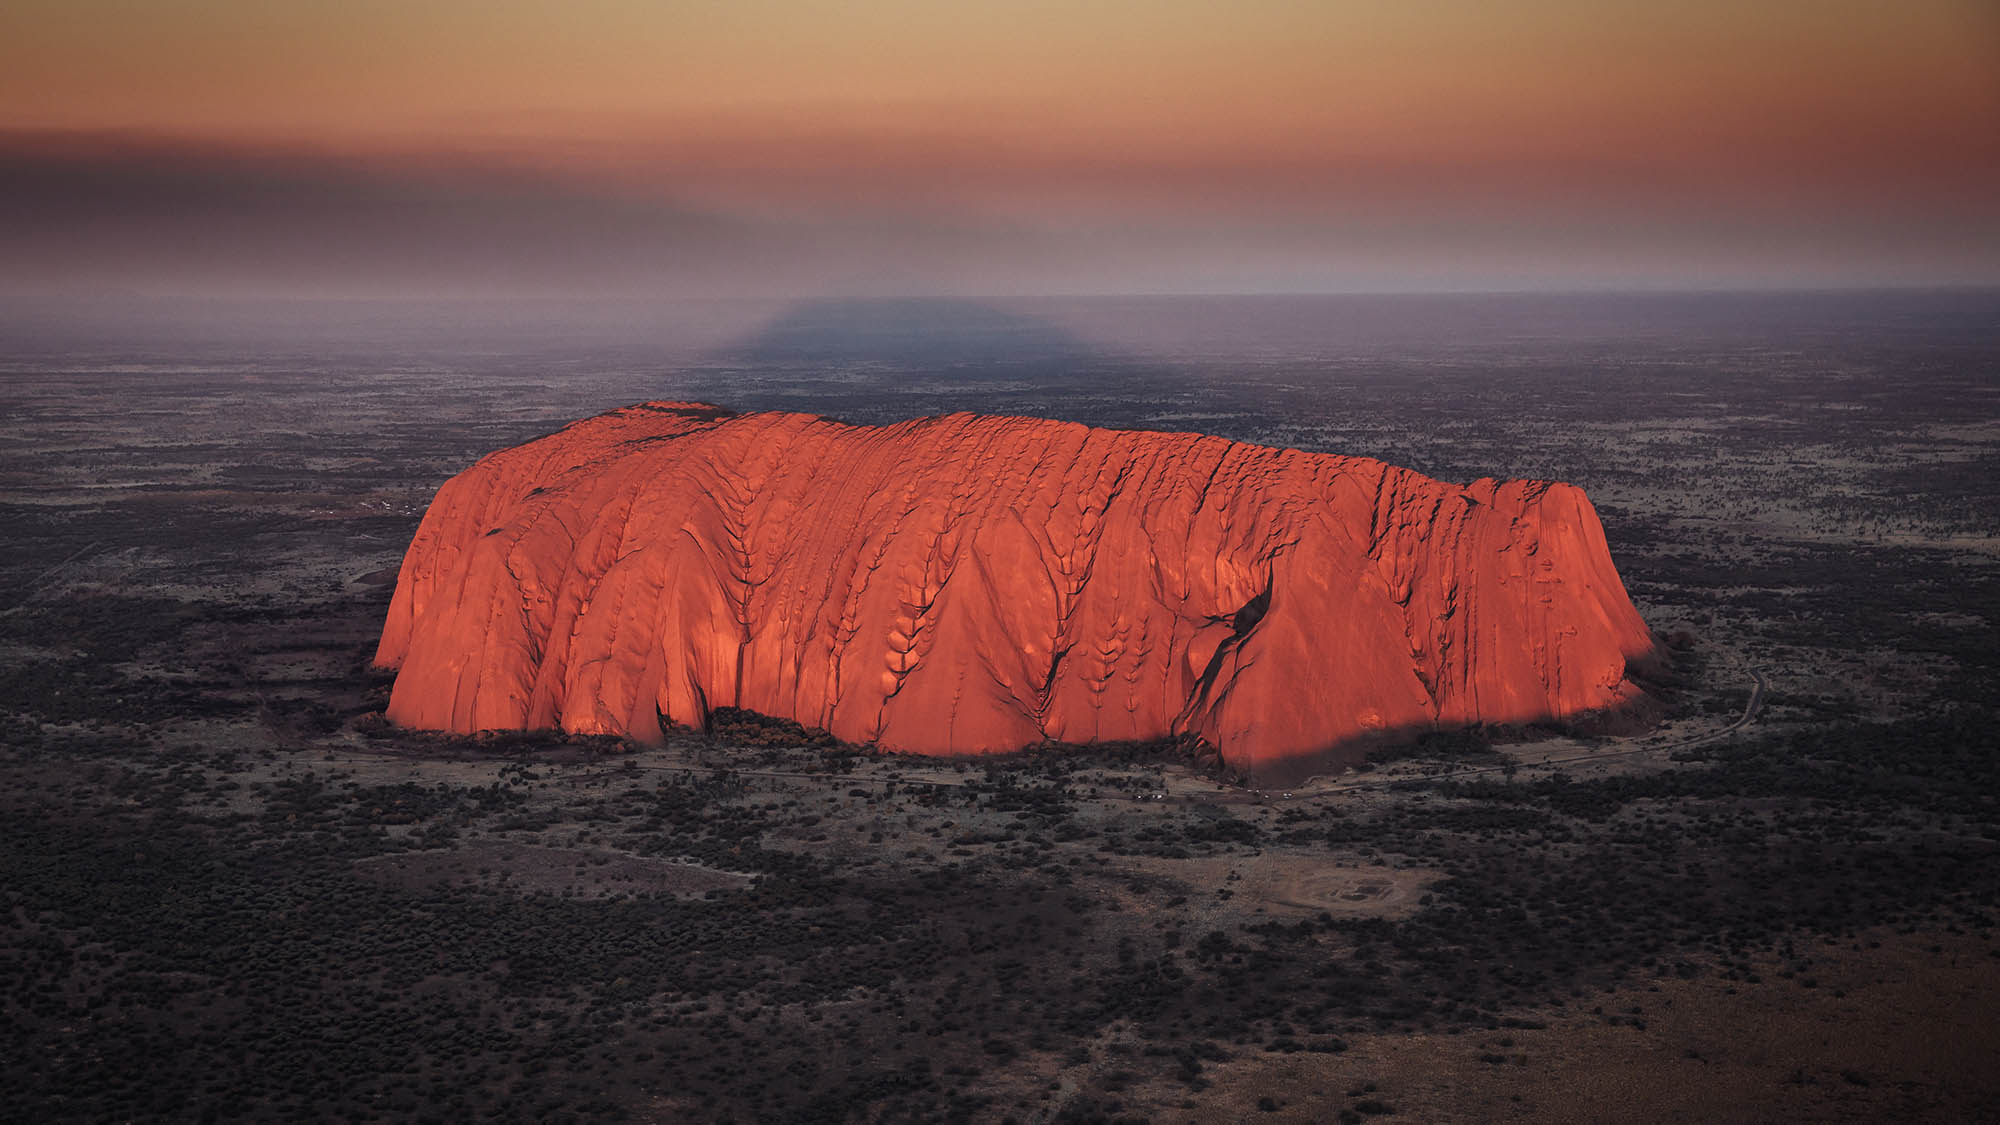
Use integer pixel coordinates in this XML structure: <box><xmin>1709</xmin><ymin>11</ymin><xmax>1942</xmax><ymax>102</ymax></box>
<box><xmin>4</xmin><ymin>0</ymin><xmax>1997</xmax><ymax>298</ymax></box>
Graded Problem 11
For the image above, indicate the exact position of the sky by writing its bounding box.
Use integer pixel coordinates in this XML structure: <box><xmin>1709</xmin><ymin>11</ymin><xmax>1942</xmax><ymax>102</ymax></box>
<box><xmin>2</xmin><ymin>0</ymin><xmax>1997</xmax><ymax>297</ymax></box>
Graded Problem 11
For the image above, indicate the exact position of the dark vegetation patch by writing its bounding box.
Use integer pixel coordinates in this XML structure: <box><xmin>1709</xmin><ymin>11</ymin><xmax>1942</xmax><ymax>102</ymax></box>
<box><xmin>0</xmin><ymin>656</ymin><xmax>245</xmax><ymax>726</ymax></box>
<box><xmin>1361</xmin><ymin>728</ymin><xmax>1505</xmax><ymax>769</ymax></box>
<box><xmin>0</xmin><ymin>595</ymin><xmax>209</xmax><ymax>663</ymax></box>
<box><xmin>0</xmin><ymin>597</ymin><xmax>252</xmax><ymax>725</ymax></box>
<box><xmin>983</xmin><ymin>734</ymin><xmax>1234</xmax><ymax>785</ymax></box>
<box><xmin>0</xmin><ymin>764</ymin><xmax>1107</xmax><ymax>1122</ymax></box>
<box><xmin>704</xmin><ymin>705</ymin><xmax>841</xmax><ymax>748</ymax></box>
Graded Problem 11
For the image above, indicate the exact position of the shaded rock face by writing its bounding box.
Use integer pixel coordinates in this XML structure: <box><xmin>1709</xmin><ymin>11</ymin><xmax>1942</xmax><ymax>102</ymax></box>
<box><xmin>375</xmin><ymin>403</ymin><xmax>1658</xmax><ymax>776</ymax></box>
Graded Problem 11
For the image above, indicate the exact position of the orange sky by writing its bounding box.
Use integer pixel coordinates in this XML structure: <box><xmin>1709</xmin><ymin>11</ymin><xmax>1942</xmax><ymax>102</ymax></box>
<box><xmin>2</xmin><ymin>0</ymin><xmax>1996</xmax><ymax>293</ymax></box>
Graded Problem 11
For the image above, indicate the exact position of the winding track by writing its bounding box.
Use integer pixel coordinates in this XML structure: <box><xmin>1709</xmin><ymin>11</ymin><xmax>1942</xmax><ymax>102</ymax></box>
<box><xmin>2</xmin><ymin>540</ymin><xmax>102</xmax><ymax>617</ymax></box>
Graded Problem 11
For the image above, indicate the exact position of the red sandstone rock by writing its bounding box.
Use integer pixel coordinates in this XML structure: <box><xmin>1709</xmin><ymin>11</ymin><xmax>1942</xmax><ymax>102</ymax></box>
<box><xmin>374</xmin><ymin>402</ymin><xmax>1658</xmax><ymax>776</ymax></box>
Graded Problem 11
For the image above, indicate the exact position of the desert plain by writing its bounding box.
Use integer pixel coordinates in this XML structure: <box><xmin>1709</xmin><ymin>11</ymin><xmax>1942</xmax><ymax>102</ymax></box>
<box><xmin>2</xmin><ymin>292</ymin><xmax>1996</xmax><ymax>1122</ymax></box>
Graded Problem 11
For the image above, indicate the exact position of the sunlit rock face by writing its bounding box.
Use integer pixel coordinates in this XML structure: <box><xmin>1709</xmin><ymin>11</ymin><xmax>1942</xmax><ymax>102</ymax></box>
<box><xmin>374</xmin><ymin>402</ymin><xmax>1659</xmax><ymax>777</ymax></box>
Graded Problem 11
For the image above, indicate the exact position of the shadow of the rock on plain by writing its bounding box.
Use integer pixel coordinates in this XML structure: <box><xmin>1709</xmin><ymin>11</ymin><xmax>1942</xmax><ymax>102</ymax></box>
<box><xmin>714</xmin><ymin>298</ymin><xmax>1141</xmax><ymax>377</ymax></box>
<box><xmin>693</xmin><ymin>297</ymin><xmax>1196</xmax><ymax>428</ymax></box>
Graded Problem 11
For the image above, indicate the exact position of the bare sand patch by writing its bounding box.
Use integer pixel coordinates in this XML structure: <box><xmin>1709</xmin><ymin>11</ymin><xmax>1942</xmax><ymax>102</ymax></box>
<box><xmin>1165</xmin><ymin>929</ymin><xmax>2000</xmax><ymax>1124</ymax></box>
<box><xmin>1115</xmin><ymin>853</ymin><xmax>1438</xmax><ymax>920</ymax></box>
